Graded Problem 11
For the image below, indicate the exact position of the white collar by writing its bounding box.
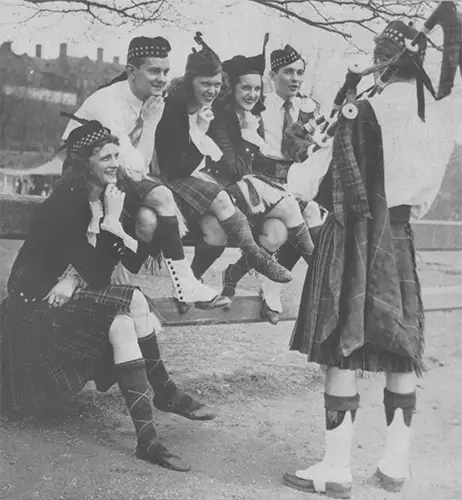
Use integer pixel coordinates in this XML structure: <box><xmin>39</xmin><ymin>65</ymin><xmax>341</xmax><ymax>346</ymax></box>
<box><xmin>119</xmin><ymin>80</ymin><xmax>144</xmax><ymax>110</ymax></box>
<box><xmin>266</xmin><ymin>92</ymin><xmax>298</xmax><ymax>111</ymax></box>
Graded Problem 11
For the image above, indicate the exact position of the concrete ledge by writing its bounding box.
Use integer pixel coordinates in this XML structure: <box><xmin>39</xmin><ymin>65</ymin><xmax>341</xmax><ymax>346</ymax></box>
<box><xmin>1</xmin><ymin>194</ymin><xmax>462</xmax><ymax>250</ymax></box>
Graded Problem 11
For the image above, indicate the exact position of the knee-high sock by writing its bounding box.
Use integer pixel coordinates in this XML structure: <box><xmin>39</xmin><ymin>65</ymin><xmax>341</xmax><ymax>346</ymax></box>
<box><xmin>115</xmin><ymin>359</ymin><xmax>157</xmax><ymax>448</ymax></box>
<box><xmin>156</xmin><ymin>215</ymin><xmax>184</xmax><ymax>260</ymax></box>
<box><xmin>378</xmin><ymin>388</ymin><xmax>416</xmax><ymax>482</ymax></box>
<box><xmin>191</xmin><ymin>240</ymin><xmax>225</xmax><ymax>279</ymax></box>
<box><xmin>138</xmin><ymin>332</ymin><xmax>178</xmax><ymax>403</ymax></box>
<box><xmin>286</xmin><ymin>223</ymin><xmax>314</xmax><ymax>264</ymax></box>
<box><xmin>218</xmin><ymin>209</ymin><xmax>292</xmax><ymax>284</ymax></box>
<box><xmin>222</xmin><ymin>253</ymin><xmax>254</xmax><ymax>297</ymax></box>
<box><xmin>278</xmin><ymin>240</ymin><xmax>302</xmax><ymax>271</ymax></box>
<box><xmin>156</xmin><ymin>216</ymin><xmax>218</xmax><ymax>303</ymax></box>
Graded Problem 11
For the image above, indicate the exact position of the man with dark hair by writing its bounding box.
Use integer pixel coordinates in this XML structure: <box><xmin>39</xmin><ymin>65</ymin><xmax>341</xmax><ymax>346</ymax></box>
<box><xmin>63</xmin><ymin>36</ymin><xmax>228</xmax><ymax>309</ymax></box>
<box><xmin>221</xmin><ymin>44</ymin><xmax>329</xmax><ymax>324</ymax></box>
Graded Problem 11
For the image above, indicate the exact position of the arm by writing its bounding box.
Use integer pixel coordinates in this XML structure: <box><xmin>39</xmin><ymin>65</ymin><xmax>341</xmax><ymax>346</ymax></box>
<box><xmin>62</xmin><ymin>91</ymin><xmax>159</xmax><ymax>181</ymax></box>
<box><xmin>282</xmin><ymin>116</ymin><xmax>317</xmax><ymax>164</ymax></box>
<box><xmin>208</xmin><ymin>113</ymin><xmax>260</xmax><ymax>182</ymax></box>
<box><xmin>155</xmin><ymin>102</ymin><xmax>204</xmax><ymax>180</ymax></box>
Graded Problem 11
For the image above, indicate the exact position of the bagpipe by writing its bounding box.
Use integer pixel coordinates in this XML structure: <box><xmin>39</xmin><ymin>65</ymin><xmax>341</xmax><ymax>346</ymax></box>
<box><xmin>306</xmin><ymin>1</ymin><xmax>457</xmax><ymax>156</ymax></box>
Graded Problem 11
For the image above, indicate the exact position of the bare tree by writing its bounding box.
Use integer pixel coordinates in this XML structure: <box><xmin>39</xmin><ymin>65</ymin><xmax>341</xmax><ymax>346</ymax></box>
<box><xmin>20</xmin><ymin>0</ymin><xmax>437</xmax><ymax>36</ymax></box>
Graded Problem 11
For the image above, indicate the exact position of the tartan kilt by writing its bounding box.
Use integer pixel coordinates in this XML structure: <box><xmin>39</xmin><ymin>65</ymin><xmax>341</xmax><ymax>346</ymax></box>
<box><xmin>290</xmin><ymin>213</ymin><xmax>424</xmax><ymax>375</ymax></box>
<box><xmin>119</xmin><ymin>176</ymin><xmax>164</xmax><ymax>216</ymax></box>
<box><xmin>0</xmin><ymin>280</ymin><xmax>136</xmax><ymax>413</ymax></box>
<box><xmin>164</xmin><ymin>173</ymin><xmax>224</xmax><ymax>221</ymax></box>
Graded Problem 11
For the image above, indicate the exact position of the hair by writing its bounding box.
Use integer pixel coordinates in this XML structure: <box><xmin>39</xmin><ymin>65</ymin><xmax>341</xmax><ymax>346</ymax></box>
<box><xmin>215</xmin><ymin>72</ymin><xmax>266</xmax><ymax>115</ymax></box>
<box><xmin>58</xmin><ymin>135</ymin><xmax>120</xmax><ymax>197</ymax></box>
<box><xmin>127</xmin><ymin>56</ymin><xmax>153</xmax><ymax>69</ymax></box>
<box><xmin>373</xmin><ymin>37</ymin><xmax>422</xmax><ymax>81</ymax></box>
<box><xmin>166</xmin><ymin>71</ymin><xmax>227</xmax><ymax>106</ymax></box>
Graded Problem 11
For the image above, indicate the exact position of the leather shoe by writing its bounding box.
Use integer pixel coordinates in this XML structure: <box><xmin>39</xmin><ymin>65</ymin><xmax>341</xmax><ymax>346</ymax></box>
<box><xmin>195</xmin><ymin>294</ymin><xmax>231</xmax><ymax>310</ymax></box>
<box><xmin>261</xmin><ymin>299</ymin><xmax>280</xmax><ymax>325</ymax></box>
<box><xmin>136</xmin><ymin>441</ymin><xmax>190</xmax><ymax>472</ymax></box>
<box><xmin>154</xmin><ymin>391</ymin><xmax>216</xmax><ymax>421</ymax></box>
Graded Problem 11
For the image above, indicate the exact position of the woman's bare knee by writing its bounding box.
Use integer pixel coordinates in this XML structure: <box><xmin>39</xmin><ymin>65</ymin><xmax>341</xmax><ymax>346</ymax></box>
<box><xmin>210</xmin><ymin>191</ymin><xmax>235</xmax><ymax>219</ymax></box>
<box><xmin>259</xmin><ymin>218</ymin><xmax>288</xmax><ymax>252</ymax></box>
<box><xmin>135</xmin><ymin>207</ymin><xmax>158</xmax><ymax>242</ymax></box>
<box><xmin>109</xmin><ymin>314</ymin><xmax>137</xmax><ymax>348</ymax></box>
<box><xmin>200</xmin><ymin>214</ymin><xmax>227</xmax><ymax>246</ymax></box>
<box><xmin>144</xmin><ymin>185</ymin><xmax>176</xmax><ymax>215</ymax></box>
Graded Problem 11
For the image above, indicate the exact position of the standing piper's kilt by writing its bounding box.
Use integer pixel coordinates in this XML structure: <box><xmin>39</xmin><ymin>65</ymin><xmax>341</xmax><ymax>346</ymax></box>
<box><xmin>290</xmin><ymin>100</ymin><xmax>425</xmax><ymax>376</ymax></box>
<box><xmin>290</xmin><ymin>207</ymin><xmax>424</xmax><ymax>375</ymax></box>
<box><xmin>0</xmin><ymin>267</ymin><xmax>137</xmax><ymax>413</ymax></box>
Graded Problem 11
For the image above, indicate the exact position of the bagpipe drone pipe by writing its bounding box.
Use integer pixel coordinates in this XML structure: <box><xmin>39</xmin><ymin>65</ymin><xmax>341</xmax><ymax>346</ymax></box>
<box><xmin>305</xmin><ymin>1</ymin><xmax>460</xmax><ymax>156</ymax></box>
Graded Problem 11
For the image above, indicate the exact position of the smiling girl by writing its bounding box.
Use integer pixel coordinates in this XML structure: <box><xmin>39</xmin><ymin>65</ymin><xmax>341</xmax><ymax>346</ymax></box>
<box><xmin>155</xmin><ymin>34</ymin><xmax>292</xmax><ymax>311</ymax></box>
<box><xmin>199</xmin><ymin>46</ymin><xmax>316</xmax><ymax>300</ymax></box>
<box><xmin>0</xmin><ymin>120</ymin><xmax>216</xmax><ymax>472</ymax></box>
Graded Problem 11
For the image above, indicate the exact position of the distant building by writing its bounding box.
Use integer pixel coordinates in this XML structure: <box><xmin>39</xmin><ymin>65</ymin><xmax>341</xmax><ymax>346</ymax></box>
<box><xmin>0</xmin><ymin>41</ymin><xmax>124</xmax><ymax>107</ymax></box>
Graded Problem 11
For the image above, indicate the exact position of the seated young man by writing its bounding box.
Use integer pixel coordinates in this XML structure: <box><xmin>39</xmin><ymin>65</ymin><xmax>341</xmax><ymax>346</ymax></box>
<box><xmin>62</xmin><ymin>36</ymin><xmax>226</xmax><ymax>310</ymax></box>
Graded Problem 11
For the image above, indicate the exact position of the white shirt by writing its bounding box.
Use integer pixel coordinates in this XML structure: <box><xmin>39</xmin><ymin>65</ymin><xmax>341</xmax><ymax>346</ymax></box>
<box><xmin>62</xmin><ymin>80</ymin><xmax>160</xmax><ymax>181</ymax></box>
<box><xmin>370</xmin><ymin>82</ymin><xmax>456</xmax><ymax>220</ymax></box>
<box><xmin>260</xmin><ymin>92</ymin><xmax>301</xmax><ymax>160</ymax></box>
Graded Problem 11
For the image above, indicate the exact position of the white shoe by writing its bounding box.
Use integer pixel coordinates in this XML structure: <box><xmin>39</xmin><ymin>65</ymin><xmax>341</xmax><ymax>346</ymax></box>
<box><xmin>164</xmin><ymin>257</ymin><xmax>218</xmax><ymax>303</ymax></box>
<box><xmin>376</xmin><ymin>408</ymin><xmax>411</xmax><ymax>491</ymax></box>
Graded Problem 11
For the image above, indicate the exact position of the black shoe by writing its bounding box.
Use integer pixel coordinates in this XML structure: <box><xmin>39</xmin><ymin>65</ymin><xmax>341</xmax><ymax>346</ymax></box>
<box><xmin>195</xmin><ymin>294</ymin><xmax>231</xmax><ymax>310</ymax></box>
<box><xmin>136</xmin><ymin>441</ymin><xmax>191</xmax><ymax>472</ymax></box>
<box><xmin>261</xmin><ymin>299</ymin><xmax>280</xmax><ymax>325</ymax></box>
<box><xmin>253</xmin><ymin>249</ymin><xmax>293</xmax><ymax>284</ymax></box>
<box><xmin>154</xmin><ymin>391</ymin><xmax>216</xmax><ymax>421</ymax></box>
<box><xmin>173</xmin><ymin>298</ymin><xmax>191</xmax><ymax>314</ymax></box>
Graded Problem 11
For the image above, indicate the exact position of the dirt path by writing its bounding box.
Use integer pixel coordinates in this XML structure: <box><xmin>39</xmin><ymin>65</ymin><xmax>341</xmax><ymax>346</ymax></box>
<box><xmin>1</xmin><ymin>245</ymin><xmax>462</xmax><ymax>500</ymax></box>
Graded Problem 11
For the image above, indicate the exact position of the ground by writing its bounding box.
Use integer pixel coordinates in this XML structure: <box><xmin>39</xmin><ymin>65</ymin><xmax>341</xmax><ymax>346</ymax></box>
<box><xmin>1</xmin><ymin>243</ymin><xmax>461</xmax><ymax>500</ymax></box>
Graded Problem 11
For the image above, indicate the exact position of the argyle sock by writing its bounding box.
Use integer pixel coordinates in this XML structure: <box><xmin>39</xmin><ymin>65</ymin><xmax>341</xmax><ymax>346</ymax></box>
<box><xmin>156</xmin><ymin>215</ymin><xmax>185</xmax><ymax>260</ymax></box>
<box><xmin>286</xmin><ymin>223</ymin><xmax>314</xmax><ymax>265</ymax></box>
<box><xmin>115</xmin><ymin>359</ymin><xmax>157</xmax><ymax>447</ymax></box>
<box><xmin>138</xmin><ymin>332</ymin><xmax>178</xmax><ymax>404</ymax></box>
<box><xmin>191</xmin><ymin>240</ymin><xmax>225</xmax><ymax>279</ymax></box>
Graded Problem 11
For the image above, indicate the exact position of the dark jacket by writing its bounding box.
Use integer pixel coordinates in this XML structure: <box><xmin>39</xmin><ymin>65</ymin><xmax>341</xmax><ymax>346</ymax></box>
<box><xmin>207</xmin><ymin>102</ymin><xmax>261</xmax><ymax>184</ymax></box>
<box><xmin>8</xmin><ymin>184</ymin><xmax>148</xmax><ymax>301</ymax></box>
<box><xmin>155</xmin><ymin>82</ymin><xmax>203</xmax><ymax>181</ymax></box>
<box><xmin>281</xmin><ymin>107</ymin><xmax>319</xmax><ymax>164</ymax></box>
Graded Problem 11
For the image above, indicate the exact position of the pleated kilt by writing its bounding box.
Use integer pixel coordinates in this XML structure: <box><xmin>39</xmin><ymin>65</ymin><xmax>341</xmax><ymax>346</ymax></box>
<box><xmin>164</xmin><ymin>172</ymin><xmax>224</xmax><ymax>222</ymax></box>
<box><xmin>290</xmin><ymin>210</ymin><xmax>424</xmax><ymax>375</ymax></box>
<box><xmin>0</xmin><ymin>272</ymin><xmax>137</xmax><ymax>413</ymax></box>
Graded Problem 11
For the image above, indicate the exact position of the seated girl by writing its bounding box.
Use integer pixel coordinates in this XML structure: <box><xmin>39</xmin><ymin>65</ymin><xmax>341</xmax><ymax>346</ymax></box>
<box><xmin>0</xmin><ymin>120</ymin><xmax>215</xmax><ymax>472</ymax></box>
<box><xmin>154</xmin><ymin>33</ymin><xmax>292</xmax><ymax>312</ymax></box>
<box><xmin>202</xmin><ymin>46</ymin><xmax>316</xmax><ymax>299</ymax></box>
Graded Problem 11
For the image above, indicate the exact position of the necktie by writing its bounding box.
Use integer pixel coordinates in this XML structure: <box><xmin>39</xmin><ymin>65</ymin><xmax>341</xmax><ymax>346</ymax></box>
<box><xmin>129</xmin><ymin>110</ymin><xmax>144</xmax><ymax>147</ymax></box>
<box><xmin>281</xmin><ymin>100</ymin><xmax>294</xmax><ymax>159</ymax></box>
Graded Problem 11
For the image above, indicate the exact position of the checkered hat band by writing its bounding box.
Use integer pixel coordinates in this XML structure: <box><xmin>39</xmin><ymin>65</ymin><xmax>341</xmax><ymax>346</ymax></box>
<box><xmin>271</xmin><ymin>52</ymin><xmax>300</xmax><ymax>71</ymax></box>
<box><xmin>69</xmin><ymin>129</ymin><xmax>110</xmax><ymax>155</ymax></box>
<box><xmin>379</xmin><ymin>26</ymin><xmax>426</xmax><ymax>58</ymax></box>
<box><xmin>128</xmin><ymin>46</ymin><xmax>169</xmax><ymax>60</ymax></box>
